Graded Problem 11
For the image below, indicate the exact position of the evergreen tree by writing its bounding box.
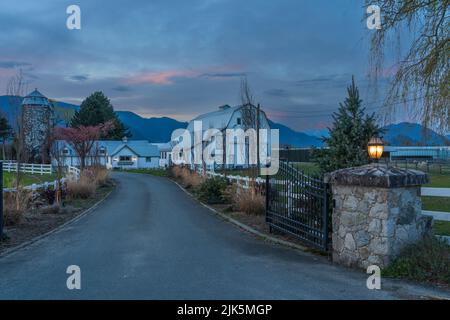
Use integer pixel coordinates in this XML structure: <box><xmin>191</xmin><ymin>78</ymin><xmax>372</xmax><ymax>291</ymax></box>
<box><xmin>70</xmin><ymin>91</ymin><xmax>130</xmax><ymax>140</ymax></box>
<box><xmin>0</xmin><ymin>114</ymin><xmax>12</xmax><ymax>160</ymax></box>
<box><xmin>313</xmin><ymin>77</ymin><xmax>383</xmax><ymax>173</ymax></box>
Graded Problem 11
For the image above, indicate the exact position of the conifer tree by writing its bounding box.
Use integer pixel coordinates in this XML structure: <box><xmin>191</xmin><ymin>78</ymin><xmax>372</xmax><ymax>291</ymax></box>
<box><xmin>313</xmin><ymin>77</ymin><xmax>383</xmax><ymax>173</ymax></box>
<box><xmin>70</xmin><ymin>91</ymin><xmax>129</xmax><ymax>140</ymax></box>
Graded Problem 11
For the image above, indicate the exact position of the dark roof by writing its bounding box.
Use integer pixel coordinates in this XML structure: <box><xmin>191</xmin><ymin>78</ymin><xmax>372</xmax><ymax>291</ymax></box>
<box><xmin>22</xmin><ymin>89</ymin><xmax>50</xmax><ymax>107</ymax></box>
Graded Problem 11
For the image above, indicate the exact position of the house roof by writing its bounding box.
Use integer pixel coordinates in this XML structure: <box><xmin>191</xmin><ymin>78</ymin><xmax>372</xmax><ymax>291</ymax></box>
<box><xmin>153</xmin><ymin>142</ymin><xmax>172</xmax><ymax>152</ymax></box>
<box><xmin>186</xmin><ymin>104</ymin><xmax>269</xmax><ymax>134</ymax></box>
<box><xmin>110</xmin><ymin>141</ymin><xmax>159</xmax><ymax>157</ymax></box>
<box><xmin>55</xmin><ymin>140</ymin><xmax>159</xmax><ymax>157</ymax></box>
<box><xmin>22</xmin><ymin>89</ymin><xmax>50</xmax><ymax>107</ymax></box>
<box><xmin>187</xmin><ymin>105</ymin><xmax>240</xmax><ymax>132</ymax></box>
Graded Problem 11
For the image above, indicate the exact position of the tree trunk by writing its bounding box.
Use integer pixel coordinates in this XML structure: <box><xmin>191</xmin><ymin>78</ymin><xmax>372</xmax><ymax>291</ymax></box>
<box><xmin>80</xmin><ymin>155</ymin><xmax>85</xmax><ymax>171</ymax></box>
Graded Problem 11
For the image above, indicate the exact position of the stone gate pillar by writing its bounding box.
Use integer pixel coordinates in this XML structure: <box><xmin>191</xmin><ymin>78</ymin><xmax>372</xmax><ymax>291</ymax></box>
<box><xmin>325</xmin><ymin>164</ymin><xmax>432</xmax><ymax>269</ymax></box>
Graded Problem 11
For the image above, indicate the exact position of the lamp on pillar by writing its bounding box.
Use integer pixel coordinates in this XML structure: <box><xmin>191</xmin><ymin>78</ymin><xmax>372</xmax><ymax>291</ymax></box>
<box><xmin>368</xmin><ymin>137</ymin><xmax>384</xmax><ymax>162</ymax></box>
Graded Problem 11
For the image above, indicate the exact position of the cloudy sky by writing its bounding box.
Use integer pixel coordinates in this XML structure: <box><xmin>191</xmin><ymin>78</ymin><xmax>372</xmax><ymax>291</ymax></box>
<box><xmin>0</xmin><ymin>0</ymin><xmax>401</xmax><ymax>133</ymax></box>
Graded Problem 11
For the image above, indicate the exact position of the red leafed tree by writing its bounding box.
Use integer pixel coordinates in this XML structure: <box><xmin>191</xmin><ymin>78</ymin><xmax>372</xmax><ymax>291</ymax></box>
<box><xmin>54</xmin><ymin>121</ymin><xmax>114</xmax><ymax>170</ymax></box>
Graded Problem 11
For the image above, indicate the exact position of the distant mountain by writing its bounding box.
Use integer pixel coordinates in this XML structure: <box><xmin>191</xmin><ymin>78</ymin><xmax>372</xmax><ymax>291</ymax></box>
<box><xmin>268</xmin><ymin>120</ymin><xmax>323</xmax><ymax>147</ymax></box>
<box><xmin>116</xmin><ymin>111</ymin><xmax>187</xmax><ymax>142</ymax></box>
<box><xmin>382</xmin><ymin>122</ymin><xmax>449</xmax><ymax>146</ymax></box>
<box><xmin>0</xmin><ymin>95</ymin><xmax>79</xmax><ymax>128</ymax></box>
<box><xmin>3</xmin><ymin>95</ymin><xmax>447</xmax><ymax>147</ymax></box>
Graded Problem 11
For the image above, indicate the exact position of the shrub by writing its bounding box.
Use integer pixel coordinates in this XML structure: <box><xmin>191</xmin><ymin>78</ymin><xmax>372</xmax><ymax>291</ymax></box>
<box><xmin>196</xmin><ymin>177</ymin><xmax>227</xmax><ymax>204</ymax></box>
<box><xmin>382</xmin><ymin>236</ymin><xmax>450</xmax><ymax>285</ymax></box>
<box><xmin>3</xmin><ymin>189</ymin><xmax>31</xmax><ymax>226</ymax></box>
<box><xmin>41</xmin><ymin>188</ymin><xmax>56</xmax><ymax>205</ymax></box>
<box><xmin>232</xmin><ymin>186</ymin><xmax>266</xmax><ymax>215</ymax></box>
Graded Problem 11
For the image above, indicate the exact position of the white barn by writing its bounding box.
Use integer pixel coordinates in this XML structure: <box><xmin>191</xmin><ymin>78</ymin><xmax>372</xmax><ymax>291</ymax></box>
<box><xmin>182</xmin><ymin>104</ymin><xmax>272</xmax><ymax>170</ymax></box>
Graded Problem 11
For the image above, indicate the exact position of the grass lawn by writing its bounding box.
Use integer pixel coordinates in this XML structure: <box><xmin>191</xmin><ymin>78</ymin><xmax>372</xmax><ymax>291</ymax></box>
<box><xmin>292</xmin><ymin>162</ymin><xmax>321</xmax><ymax>175</ymax></box>
<box><xmin>422</xmin><ymin>196</ymin><xmax>450</xmax><ymax>236</ymax></box>
<box><xmin>422</xmin><ymin>196</ymin><xmax>450</xmax><ymax>212</ymax></box>
<box><xmin>3</xmin><ymin>171</ymin><xmax>57</xmax><ymax>188</ymax></box>
<box><xmin>434</xmin><ymin>221</ymin><xmax>450</xmax><ymax>236</ymax></box>
<box><xmin>118</xmin><ymin>168</ymin><xmax>169</xmax><ymax>177</ymax></box>
<box><xmin>425</xmin><ymin>173</ymin><xmax>450</xmax><ymax>188</ymax></box>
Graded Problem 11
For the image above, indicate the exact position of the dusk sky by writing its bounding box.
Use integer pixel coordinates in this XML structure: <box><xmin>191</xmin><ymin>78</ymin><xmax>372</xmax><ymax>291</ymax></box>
<box><xmin>0</xmin><ymin>0</ymin><xmax>401</xmax><ymax>133</ymax></box>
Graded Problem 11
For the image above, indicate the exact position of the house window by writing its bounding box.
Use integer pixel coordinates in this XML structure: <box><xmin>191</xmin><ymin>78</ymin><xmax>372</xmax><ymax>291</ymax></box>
<box><xmin>146</xmin><ymin>157</ymin><xmax>152</xmax><ymax>162</ymax></box>
<box><xmin>99</xmin><ymin>147</ymin><xmax>106</xmax><ymax>155</ymax></box>
<box><xmin>63</xmin><ymin>147</ymin><xmax>69</xmax><ymax>155</ymax></box>
<box><xmin>119</xmin><ymin>155</ymin><xmax>132</xmax><ymax>162</ymax></box>
<box><xmin>237</xmin><ymin>118</ymin><xmax>241</xmax><ymax>125</ymax></box>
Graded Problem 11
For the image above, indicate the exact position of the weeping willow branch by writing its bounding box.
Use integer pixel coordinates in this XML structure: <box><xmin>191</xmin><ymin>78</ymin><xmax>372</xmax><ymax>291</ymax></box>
<box><xmin>367</xmin><ymin>0</ymin><xmax>449</xmax><ymax>133</ymax></box>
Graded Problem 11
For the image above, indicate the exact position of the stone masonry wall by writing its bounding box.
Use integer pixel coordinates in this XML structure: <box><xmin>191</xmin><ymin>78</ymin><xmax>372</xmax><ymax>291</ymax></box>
<box><xmin>326</xmin><ymin>164</ymin><xmax>432</xmax><ymax>269</ymax></box>
<box><xmin>22</xmin><ymin>105</ymin><xmax>52</xmax><ymax>163</ymax></box>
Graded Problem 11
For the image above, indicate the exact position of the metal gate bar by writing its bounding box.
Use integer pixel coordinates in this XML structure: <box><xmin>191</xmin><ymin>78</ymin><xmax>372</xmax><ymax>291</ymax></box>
<box><xmin>266</xmin><ymin>161</ymin><xmax>330</xmax><ymax>251</ymax></box>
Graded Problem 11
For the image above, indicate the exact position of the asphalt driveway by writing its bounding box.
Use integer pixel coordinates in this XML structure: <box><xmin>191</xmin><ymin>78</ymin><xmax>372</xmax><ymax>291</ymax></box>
<box><xmin>0</xmin><ymin>172</ymin><xmax>448</xmax><ymax>299</ymax></box>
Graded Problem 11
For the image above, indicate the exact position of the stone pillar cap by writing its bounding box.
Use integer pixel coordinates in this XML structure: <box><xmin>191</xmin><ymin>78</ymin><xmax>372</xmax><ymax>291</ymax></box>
<box><xmin>324</xmin><ymin>163</ymin><xmax>428</xmax><ymax>188</ymax></box>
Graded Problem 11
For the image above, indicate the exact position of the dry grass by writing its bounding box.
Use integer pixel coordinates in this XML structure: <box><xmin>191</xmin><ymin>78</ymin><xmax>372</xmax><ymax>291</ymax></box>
<box><xmin>172</xmin><ymin>166</ymin><xmax>204</xmax><ymax>189</ymax></box>
<box><xmin>39</xmin><ymin>204</ymin><xmax>62</xmax><ymax>215</ymax></box>
<box><xmin>91</xmin><ymin>165</ymin><xmax>110</xmax><ymax>187</ymax></box>
<box><xmin>65</xmin><ymin>166</ymin><xmax>111</xmax><ymax>200</ymax></box>
<box><xmin>3</xmin><ymin>189</ymin><xmax>32</xmax><ymax>226</ymax></box>
<box><xmin>232</xmin><ymin>186</ymin><xmax>266</xmax><ymax>215</ymax></box>
<box><xmin>66</xmin><ymin>170</ymin><xmax>96</xmax><ymax>199</ymax></box>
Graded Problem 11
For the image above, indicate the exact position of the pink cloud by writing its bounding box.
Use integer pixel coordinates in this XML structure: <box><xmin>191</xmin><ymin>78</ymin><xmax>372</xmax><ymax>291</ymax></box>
<box><xmin>124</xmin><ymin>65</ymin><xmax>246</xmax><ymax>86</ymax></box>
<box><xmin>126</xmin><ymin>70</ymin><xmax>197</xmax><ymax>85</ymax></box>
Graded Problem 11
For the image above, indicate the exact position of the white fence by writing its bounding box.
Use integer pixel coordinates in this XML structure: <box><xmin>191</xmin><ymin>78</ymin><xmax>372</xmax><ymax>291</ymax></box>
<box><xmin>191</xmin><ymin>166</ymin><xmax>264</xmax><ymax>189</ymax></box>
<box><xmin>2</xmin><ymin>161</ymin><xmax>53</xmax><ymax>175</ymax></box>
<box><xmin>3</xmin><ymin>178</ymin><xmax>67</xmax><ymax>193</ymax></box>
<box><xmin>205</xmin><ymin>171</ymin><xmax>264</xmax><ymax>188</ymax></box>
<box><xmin>2</xmin><ymin>161</ymin><xmax>81</xmax><ymax>192</ymax></box>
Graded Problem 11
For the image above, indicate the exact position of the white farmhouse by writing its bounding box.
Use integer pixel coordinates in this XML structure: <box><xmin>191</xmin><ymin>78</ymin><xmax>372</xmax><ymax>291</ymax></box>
<box><xmin>53</xmin><ymin>137</ymin><xmax>160</xmax><ymax>169</ymax></box>
<box><xmin>182</xmin><ymin>104</ymin><xmax>272</xmax><ymax>170</ymax></box>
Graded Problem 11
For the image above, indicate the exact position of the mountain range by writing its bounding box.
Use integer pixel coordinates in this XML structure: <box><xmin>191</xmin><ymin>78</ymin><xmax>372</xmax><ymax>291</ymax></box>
<box><xmin>0</xmin><ymin>95</ymin><xmax>448</xmax><ymax>147</ymax></box>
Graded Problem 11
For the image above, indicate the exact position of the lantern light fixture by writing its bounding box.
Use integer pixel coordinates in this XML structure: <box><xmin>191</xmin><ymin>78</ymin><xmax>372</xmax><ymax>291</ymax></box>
<box><xmin>368</xmin><ymin>137</ymin><xmax>384</xmax><ymax>161</ymax></box>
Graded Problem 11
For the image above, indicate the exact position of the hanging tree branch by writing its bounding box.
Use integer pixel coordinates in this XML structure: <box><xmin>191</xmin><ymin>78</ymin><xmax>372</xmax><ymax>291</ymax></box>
<box><xmin>366</xmin><ymin>0</ymin><xmax>449</xmax><ymax>133</ymax></box>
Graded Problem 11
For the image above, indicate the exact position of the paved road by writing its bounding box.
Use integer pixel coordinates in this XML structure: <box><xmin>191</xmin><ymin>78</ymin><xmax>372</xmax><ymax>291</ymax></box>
<box><xmin>0</xmin><ymin>172</ymin><xmax>448</xmax><ymax>299</ymax></box>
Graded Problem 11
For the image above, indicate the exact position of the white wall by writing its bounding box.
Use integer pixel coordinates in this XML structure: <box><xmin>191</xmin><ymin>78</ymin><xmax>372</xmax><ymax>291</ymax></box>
<box><xmin>137</xmin><ymin>157</ymin><xmax>159</xmax><ymax>169</ymax></box>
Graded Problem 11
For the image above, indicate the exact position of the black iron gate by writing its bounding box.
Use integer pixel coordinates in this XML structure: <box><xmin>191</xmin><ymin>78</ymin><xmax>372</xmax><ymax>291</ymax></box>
<box><xmin>266</xmin><ymin>161</ymin><xmax>331</xmax><ymax>251</ymax></box>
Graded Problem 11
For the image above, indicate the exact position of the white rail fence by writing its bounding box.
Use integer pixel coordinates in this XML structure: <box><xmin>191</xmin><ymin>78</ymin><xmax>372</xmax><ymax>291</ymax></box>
<box><xmin>3</xmin><ymin>178</ymin><xmax>68</xmax><ymax>193</ymax></box>
<box><xmin>193</xmin><ymin>167</ymin><xmax>264</xmax><ymax>189</ymax></box>
<box><xmin>206</xmin><ymin>171</ymin><xmax>265</xmax><ymax>188</ymax></box>
<box><xmin>2</xmin><ymin>161</ymin><xmax>81</xmax><ymax>192</ymax></box>
<box><xmin>2</xmin><ymin>161</ymin><xmax>52</xmax><ymax>175</ymax></box>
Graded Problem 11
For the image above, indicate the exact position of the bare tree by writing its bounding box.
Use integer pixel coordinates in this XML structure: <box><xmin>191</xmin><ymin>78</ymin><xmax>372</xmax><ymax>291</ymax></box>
<box><xmin>240</xmin><ymin>77</ymin><xmax>257</xmax><ymax>129</ymax></box>
<box><xmin>239</xmin><ymin>77</ymin><xmax>261</xmax><ymax>181</ymax></box>
<box><xmin>6</xmin><ymin>70</ymin><xmax>27</xmax><ymax>211</ymax></box>
<box><xmin>366</xmin><ymin>0</ymin><xmax>449</xmax><ymax>133</ymax></box>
